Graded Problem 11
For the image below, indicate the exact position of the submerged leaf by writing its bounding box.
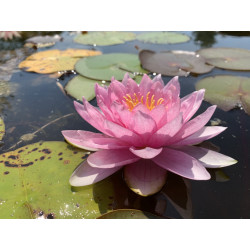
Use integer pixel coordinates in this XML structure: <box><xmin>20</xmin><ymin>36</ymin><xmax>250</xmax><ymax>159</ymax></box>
<box><xmin>75</xmin><ymin>53</ymin><xmax>147</xmax><ymax>81</ymax></box>
<box><xmin>197</xmin><ymin>47</ymin><xmax>250</xmax><ymax>70</ymax></box>
<box><xmin>136</xmin><ymin>32</ymin><xmax>190</xmax><ymax>44</ymax></box>
<box><xmin>0</xmin><ymin>141</ymin><xmax>116</xmax><ymax>219</ymax></box>
<box><xmin>139</xmin><ymin>50</ymin><xmax>214</xmax><ymax>76</ymax></box>
<box><xmin>18</xmin><ymin>49</ymin><xmax>102</xmax><ymax>74</ymax></box>
<box><xmin>74</xmin><ymin>31</ymin><xmax>136</xmax><ymax>46</ymax></box>
<box><xmin>196</xmin><ymin>75</ymin><xmax>250</xmax><ymax>114</ymax></box>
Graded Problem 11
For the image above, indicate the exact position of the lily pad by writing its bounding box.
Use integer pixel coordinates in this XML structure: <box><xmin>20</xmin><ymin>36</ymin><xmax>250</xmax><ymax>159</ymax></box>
<box><xmin>75</xmin><ymin>53</ymin><xmax>147</xmax><ymax>81</ymax></box>
<box><xmin>0</xmin><ymin>141</ymin><xmax>115</xmax><ymax>219</ymax></box>
<box><xmin>18</xmin><ymin>49</ymin><xmax>102</xmax><ymax>74</ymax></box>
<box><xmin>0</xmin><ymin>117</ymin><xmax>5</xmax><ymax>140</ymax></box>
<box><xmin>25</xmin><ymin>34</ymin><xmax>62</xmax><ymax>48</ymax></box>
<box><xmin>65</xmin><ymin>75</ymin><xmax>101</xmax><ymax>101</ymax></box>
<box><xmin>197</xmin><ymin>47</ymin><xmax>250</xmax><ymax>70</ymax></box>
<box><xmin>139</xmin><ymin>50</ymin><xmax>214</xmax><ymax>76</ymax></box>
<box><xmin>195</xmin><ymin>75</ymin><xmax>250</xmax><ymax>114</ymax></box>
<box><xmin>74</xmin><ymin>31</ymin><xmax>136</xmax><ymax>46</ymax></box>
<box><xmin>136</xmin><ymin>32</ymin><xmax>190</xmax><ymax>44</ymax></box>
<box><xmin>64</xmin><ymin>75</ymin><xmax>143</xmax><ymax>102</ymax></box>
<box><xmin>97</xmin><ymin>209</ymin><xmax>162</xmax><ymax>219</ymax></box>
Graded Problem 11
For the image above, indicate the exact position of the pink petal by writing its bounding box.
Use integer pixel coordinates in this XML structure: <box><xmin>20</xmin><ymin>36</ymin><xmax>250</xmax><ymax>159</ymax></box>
<box><xmin>139</xmin><ymin>74</ymin><xmax>153</xmax><ymax>97</ymax></box>
<box><xmin>87</xmin><ymin>149</ymin><xmax>140</xmax><ymax>168</ymax></box>
<box><xmin>180</xmin><ymin>89</ymin><xmax>205</xmax><ymax>123</ymax></box>
<box><xmin>168</xmin><ymin>105</ymin><xmax>217</xmax><ymax>144</ymax></box>
<box><xmin>108</xmin><ymin>79</ymin><xmax>127</xmax><ymax>102</ymax></box>
<box><xmin>124</xmin><ymin>159</ymin><xmax>167</xmax><ymax>196</ymax></box>
<box><xmin>62</xmin><ymin>130</ymin><xmax>129</xmax><ymax>151</ymax></box>
<box><xmin>129</xmin><ymin>147</ymin><xmax>163</xmax><ymax>159</ymax></box>
<box><xmin>152</xmin><ymin>74</ymin><xmax>164</xmax><ymax>86</ymax></box>
<box><xmin>174</xmin><ymin>145</ymin><xmax>238</xmax><ymax>168</ymax></box>
<box><xmin>152</xmin><ymin>148</ymin><xmax>211</xmax><ymax>180</ymax></box>
<box><xmin>125</xmin><ymin>78</ymin><xmax>140</xmax><ymax>97</ymax></box>
<box><xmin>130</xmin><ymin>110</ymin><xmax>157</xmax><ymax>137</ymax></box>
<box><xmin>102</xmin><ymin>119</ymin><xmax>143</xmax><ymax>147</ymax></box>
<box><xmin>74</xmin><ymin>99</ymin><xmax>106</xmax><ymax>134</ymax></box>
<box><xmin>69</xmin><ymin>160</ymin><xmax>123</xmax><ymax>186</ymax></box>
<box><xmin>149</xmin><ymin>113</ymin><xmax>183</xmax><ymax>147</ymax></box>
<box><xmin>163</xmin><ymin>76</ymin><xmax>180</xmax><ymax>98</ymax></box>
<box><xmin>173</xmin><ymin>126</ymin><xmax>227</xmax><ymax>146</ymax></box>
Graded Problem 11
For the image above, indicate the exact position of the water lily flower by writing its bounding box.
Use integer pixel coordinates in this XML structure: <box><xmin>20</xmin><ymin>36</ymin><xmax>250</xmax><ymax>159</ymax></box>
<box><xmin>0</xmin><ymin>31</ymin><xmax>21</xmax><ymax>40</ymax></box>
<box><xmin>62</xmin><ymin>74</ymin><xmax>237</xmax><ymax>196</ymax></box>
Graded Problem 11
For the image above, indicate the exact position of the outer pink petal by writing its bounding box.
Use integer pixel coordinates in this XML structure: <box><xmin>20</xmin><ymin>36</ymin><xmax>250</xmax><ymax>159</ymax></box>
<box><xmin>173</xmin><ymin>126</ymin><xmax>227</xmax><ymax>146</ymax></box>
<box><xmin>180</xmin><ymin>89</ymin><xmax>205</xmax><ymax>123</ymax></box>
<box><xmin>129</xmin><ymin>146</ymin><xmax>163</xmax><ymax>159</ymax></box>
<box><xmin>87</xmin><ymin>149</ymin><xmax>140</xmax><ymax>168</ymax></box>
<box><xmin>62</xmin><ymin>130</ymin><xmax>129</xmax><ymax>151</ymax></box>
<box><xmin>124</xmin><ymin>159</ymin><xmax>167</xmax><ymax>196</ymax></box>
<box><xmin>168</xmin><ymin>105</ymin><xmax>217</xmax><ymax>145</ymax></box>
<box><xmin>174</xmin><ymin>145</ymin><xmax>237</xmax><ymax>168</ymax></box>
<box><xmin>149</xmin><ymin>113</ymin><xmax>183</xmax><ymax>147</ymax></box>
<box><xmin>152</xmin><ymin>148</ymin><xmax>211</xmax><ymax>180</ymax></box>
<box><xmin>69</xmin><ymin>160</ymin><xmax>123</xmax><ymax>186</ymax></box>
<box><xmin>74</xmin><ymin>99</ymin><xmax>106</xmax><ymax>134</ymax></box>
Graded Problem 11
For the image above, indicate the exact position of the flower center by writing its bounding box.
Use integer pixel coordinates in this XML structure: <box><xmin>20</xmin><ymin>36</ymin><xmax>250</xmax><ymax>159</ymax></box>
<box><xmin>123</xmin><ymin>92</ymin><xmax>164</xmax><ymax>111</ymax></box>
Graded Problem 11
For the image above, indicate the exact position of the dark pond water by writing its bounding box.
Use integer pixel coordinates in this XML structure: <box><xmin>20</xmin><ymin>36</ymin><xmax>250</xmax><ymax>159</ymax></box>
<box><xmin>0</xmin><ymin>31</ymin><xmax>249</xmax><ymax>219</ymax></box>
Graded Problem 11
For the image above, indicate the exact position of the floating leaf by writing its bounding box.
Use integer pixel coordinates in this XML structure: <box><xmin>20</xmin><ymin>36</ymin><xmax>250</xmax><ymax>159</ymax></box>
<box><xmin>0</xmin><ymin>117</ymin><xmax>5</xmax><ymax>140</ymax></box>
<box><xmin>18</xmin><ymin>49</ymin><xmax>102</xmax><ymax>74</ymax></box>
<box><xmin>65</xmin><ymin>75</ymin><xmax>101</xmax><ymax>101</ymax></box>
<box><xmin>136</xmin><ymin>32</ymin><xmax>190</xmax><ymax>44</ymax></box>
<box><xmin>97</xmin><ymin>209</ymin><xmax>162</xmax><ymax>219</ymax></box>
<box><xmin>196</xmin><ymin>75</ymin><xmax>250</xmax><ymax>114</ymax></box>
<box><xmin>65</xmin><ymin>75</ymin><xmax>143</xmax><ymax>102</ymax></box>
<box><xmin>75</xmin><ymin>53</ymin><xmax>147</xmax><ymax>81</ymax></box>
<box><xmin>0</xmin><ymin>141</ymin><xmax>115</xmax><ymax>219</ymax></box>
<box><xmin>74</xmin><ymin>31</ymin><xmax>136</xmax><ymax>46</ymax></box>
<box><xmin>197</xmin><ymin>47</ymin><xmax>250</xmax><ymax>70</ymax></box>
<box><xmin>25</xmin><ymin>34</ymin><xmax>62</xmax><ymax>44</ymax></box>
<box><xmin>139</xmin><ymin>50</ymin><xmax>214</xmax><ymax>76</ymax></box>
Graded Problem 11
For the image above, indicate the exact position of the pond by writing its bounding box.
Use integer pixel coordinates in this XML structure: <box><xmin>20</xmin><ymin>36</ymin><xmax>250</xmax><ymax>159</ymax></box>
<box><xmin>0</xmin><ymin>31</ymin><xmax>249</xmax><ymax>219</ymax></box>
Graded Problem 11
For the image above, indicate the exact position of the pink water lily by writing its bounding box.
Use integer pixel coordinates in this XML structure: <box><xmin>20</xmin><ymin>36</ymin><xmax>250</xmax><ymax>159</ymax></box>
<box><xmin>62</xmin><ymin>73</ymin><xmax>237</xmax><ymax>196</ymax></box>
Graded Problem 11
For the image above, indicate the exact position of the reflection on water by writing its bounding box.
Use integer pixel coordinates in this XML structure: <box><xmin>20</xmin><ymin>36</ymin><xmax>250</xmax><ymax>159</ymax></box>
<box><xmin>0</xmin><ymin>31</ymin><xmax>249</xmax><ymax>218</ymax></box>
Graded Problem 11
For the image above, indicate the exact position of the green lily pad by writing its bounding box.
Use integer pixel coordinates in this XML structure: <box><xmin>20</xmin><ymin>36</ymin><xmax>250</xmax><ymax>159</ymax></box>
<box><xmin>0</xmin><ymin>117</ymin><xmax>5</xmax><ymax>140</ymax></box>
<box><xmin>0</xmin><ymin>141</ymin><xmax>115</xmax><ymax>219</ymax></box>
<box><xmin>195</xmin><ymin>75</ymin><xmax>250</xmax><ymax>114</ymax></box>
<box><xmin>65</xmin><ymin>75</ymin><xmax>143</xmax><ymax>102</ymax></box>
<box><xmin>139</xmin><ymin>50</ymin><xmax>214</xmax><ymax>76</ymax></box>
<box><xmin>197</xmin><ymin>47</ymin><xmax>250</xmax><ymax>70</ymax></box>
<box><xmin>136</xmin><ymin>32</ymin><xmax>190</xmax><ymax>44</ymax></box>
<box><xmin>75</xmin><ymin>53</ymin><xmax>147</xmax><ymax>81</ymax></box>
<box><xmin>74</xmin><ymin>31</ymin><xmax>136</xmax><ymax>46</ymax></box>
<box><xmin>65</xmin><ymin>75</ymin><xmax>100</xmax><ymax>102</ymax></box>
<box><xmin>97</xmin><ymin>209</ymin><xmax>162</xmax><ymax>219</ymax></box>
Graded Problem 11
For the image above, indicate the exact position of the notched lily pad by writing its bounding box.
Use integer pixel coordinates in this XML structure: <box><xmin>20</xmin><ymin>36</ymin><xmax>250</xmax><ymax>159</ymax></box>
<box><xmin>197</xmin><ymin>47</ymin><xmax>250</xmax><ymax>70</ymax></box>
<box><xmin>75</xmin><ymin>53</ymin><xmax>147</xmax><ymax>81</ymax></box>
<box><xmin>139</xmin><ymin>50</ymin><xmax>214</xmax><ymax>76</ymax></box>
<box><xmin>196</xmin><ymin>75</ymin><xmax>250</xmax><ymax>115</ymax></box>
<box><xmin>18</xmin><ymin>49</ymin><xmax>102</xmax><ymax>74</ymax></box>
<box><xmin>136</xmin><ymin>32</ymin><xmax>190</xmax><ymax>44</ymax></box>
<box><xmin>0</xmin><ymin>117</ymin><xmax>5</xmax><ymax>140</ymax></box>
<box><xmin>65</xmin><ymin>75</ymin><xmax>101</xmax><ymax>102</ymax></box>
<box><xmin>74</xmin><ymin>31</ymin><xmax>136</xmax><ymax>46</ymax></box>
<box><xmin>0</xmin><ymin>141</ymin><xmax>115</xmax><ymax>219</ymax></box>
<box><xmin>97</xmin><ymin>209</ymin><xmax>162</xmax><ymax>219</ymax></box>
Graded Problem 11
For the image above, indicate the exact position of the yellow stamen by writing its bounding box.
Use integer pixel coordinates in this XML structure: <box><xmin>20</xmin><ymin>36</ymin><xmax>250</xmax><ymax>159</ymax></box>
<box><xmin>123</xmin><ymin>91</ymin><xmax>165</xmax><ymax>111</ymax></box>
